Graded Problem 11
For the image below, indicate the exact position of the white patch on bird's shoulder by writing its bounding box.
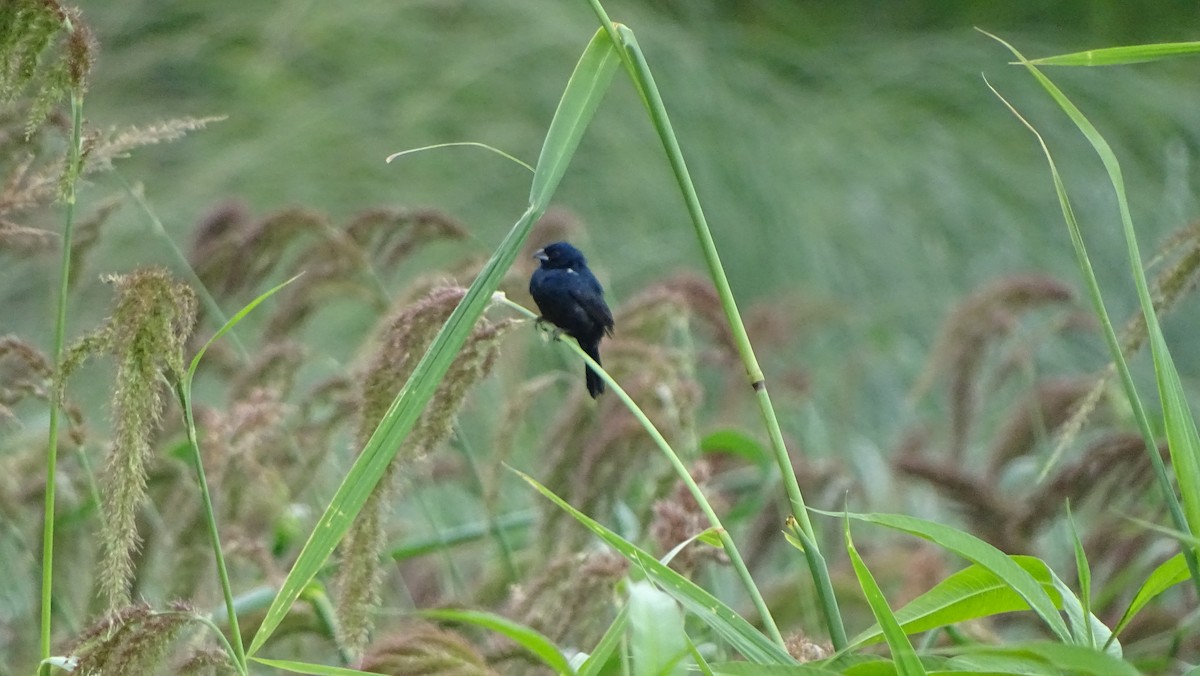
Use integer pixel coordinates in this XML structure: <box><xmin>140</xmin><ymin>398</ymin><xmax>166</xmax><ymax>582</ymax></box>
<box><xmin>567</xmin><ymin>268</ymin><xmax>578</xmax><ymax>275</ymax></box>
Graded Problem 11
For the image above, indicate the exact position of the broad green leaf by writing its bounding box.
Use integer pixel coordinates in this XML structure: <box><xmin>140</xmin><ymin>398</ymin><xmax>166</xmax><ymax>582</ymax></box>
<box><xmin>948</xmin><ymin>642</ymin><xmax>1140</xmax><ymax>676</ymax></box>
<box><xmin>576</xmin><ymin>604</ymin><xmax>629</xmax><ymax>676</ymax></box>
<box><xmin>844</xmin><ymin>517</ymin><xmax>925</xmax><ymax>675</ymax></box>
<box><xmin>1025</xmin><ymin>41</ymin><xmax>1200</xmax><ymax>66</ymax></box>
<box><xmin>515</xmin><ymin>469</ymin><xmax>796</xmax><ymax>665</ymax></box>
<box><xmin>250</xmin><ymin>657</ymin><xmax>387</xmax><ymax>675</ymax></box>
<box><xmin>420</xmin><ymin>608</ymin><xmax>571</xmax><ymax>674</ymax></box>
<box><xmin>814</xmin><ymin>510</ymin><xmax>1070</xmax><ymax>642</ymax></box>
<box><xmin>1111</xmin><ymin>552</ymin><xmax>1190</xmax><ymax>640</ymax></box>
<box><xmin>849</xmin><ymin>555</ymin><xmax>1059</xmax><ymax>648</ymax></box>
<box><xmin>628</xmin><ymin>581</ymin><xmax>691</xmax><ymax>676</ymax></box>
<box><xmin>528</xmin><ymin>28</ymin><xmax>619</xmax><ymax>206</ymax></box>
<box><xmin>247</xmin><ymin>22</ymin><xmax>619</xmax><ymax>655</ymax></box>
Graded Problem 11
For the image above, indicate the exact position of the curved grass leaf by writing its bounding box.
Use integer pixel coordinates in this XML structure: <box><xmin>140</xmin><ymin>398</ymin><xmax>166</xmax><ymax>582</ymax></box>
<box><xmin>186</xmin><ymin>275</ymin><xmax>301</xmax><ymax>381</ymax></box>
<box><xmin>514</xmin><ymin>468</ymin><xmax>796</xmax><ymax>665</ymax></box>
<box><xmin>246</xmin><ymin>27</ymin><xmax>619</xmax><ymax>656</ymax></box>
<box><xmin>844</xmin><ymin>517</ymin><xmax>925</xmax><ymax>675</ymax></box>
<box><xmin>1110</xmin><ymin>552</ymin><xmax>1189</xmax><ymax>642</ymax></box>
<box><xmin>1025</xmin><ymin>41</ymin><xmax>1200</xmax><ymax>66</ymax></box>
<box><xmin>814</xmin><ymin>509</ymin><xmax>1070</xmax><ymax>642</ymax></box>
<box><xmin>420</xmin><ymin>608</ymin><xmax>572</xmax><ymax>674</ymax></box>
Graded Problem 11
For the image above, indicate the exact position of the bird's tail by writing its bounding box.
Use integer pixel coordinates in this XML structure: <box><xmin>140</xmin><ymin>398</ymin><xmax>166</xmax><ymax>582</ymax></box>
<box><xmin>583</xmin><ymin>340</ymin><xmax>604</xmax><ymax>398</ymax></box>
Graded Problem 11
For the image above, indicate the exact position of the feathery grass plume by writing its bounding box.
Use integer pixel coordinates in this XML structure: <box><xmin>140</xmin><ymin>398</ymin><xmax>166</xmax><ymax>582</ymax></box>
<box><xmin>494</xmin><ymin>551</ymin><xmax>627</xmax><ymax>667</ymax></box>
<box><xmin>894</xmin><ymin>449</ymin><xmax>1021</xmax><ymax>550</ymax></box>
<box><xmin>649</xmin><ymin>459</ymin><xmax>728</xmax><ymax>575</ymax></box>
<box><xmin>0</xmin><ymin>0</ymin><xmax>93</xmax><ymax>136</ymax></box>
<box><xmin>192</xmin><ymin>206</ymin><xmax>330</xmax><ymax>297</ymax></box>
<box><xmin>1018</xmin><ymin>433</ymin><xmax>1165</xmax><ymax>540</ymax></box>
<box><xmin>68</xmin><ymin>601</ymin><xmax>194</xmax><ymax>675</ymax></box>
<box><xmin>911</xmin><ymin>273</ymin><xmax>1074</xmax><ymax>458</ymax></box>
<box><xmin>0</xmin><ymin>334</ymin><xmax>84</xmax><ymax>444</ymax></box>
<box><xmin>784</xmin><ymin>631</ymin><xmax>833</xmax><ymax>662</ymax></box>
<box><xmin>335</xmin><ymin>286</ymin><xmax>516</xmax><ymax>655</ymax></box>
<box><xmin>360</xmin><ymin>623</ymin><xmax>496</xmax><ymax>676</ymax></box>
<box><xmin>175</xmin><ymin>647</ymin><xmax>237</xmax><ymax>675</ymax></box>
<box><xmin>62</xmin><ymin>267</ymin><xmax>197</xmax><ymax>608</ymax></box>
<box><xmin>985</xmin><ymin>377</ymin><xmax>1095</xmax><ymax>477</ymax></box>
<box><xmin>342</xmin><ymin>206</ymin><xmax>468</xmax><ymax>268</ymax></box>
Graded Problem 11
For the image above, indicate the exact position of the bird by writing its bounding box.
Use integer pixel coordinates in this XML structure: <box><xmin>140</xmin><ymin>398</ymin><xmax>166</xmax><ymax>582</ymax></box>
<box><xmin>529</xmin><ymin>241</ymin><xmax>614</xmax><ymax>398</ymax></box>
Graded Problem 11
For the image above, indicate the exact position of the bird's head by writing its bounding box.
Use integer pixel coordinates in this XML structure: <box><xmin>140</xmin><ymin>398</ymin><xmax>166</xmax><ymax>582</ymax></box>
<box><xmin>533</xmin><ymin>241</ymin><xmax>587</xmax><ymax>270</ymax></box>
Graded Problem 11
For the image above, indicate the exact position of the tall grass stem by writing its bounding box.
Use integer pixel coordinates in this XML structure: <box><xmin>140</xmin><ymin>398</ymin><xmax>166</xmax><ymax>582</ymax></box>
<box><xmin>581</xmin><ymin>3</ymin><xmax>847</xmax><ymax>649</ymax></box>
<box><xmin>177</xmin><ymin>382</ymin><xmax>248</xmax><ymax>674</ymax></box>
<box><xmin>39</xmin><ymin>89</ymin><xmax>85</xmax><ymax>672</ymax></box>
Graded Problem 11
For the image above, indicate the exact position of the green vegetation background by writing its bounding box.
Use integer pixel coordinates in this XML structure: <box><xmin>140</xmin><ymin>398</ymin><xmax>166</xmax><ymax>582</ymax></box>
<box><xmin>30</xmin><ymin>0</ymin><xmax>1195</xmax><ymax>451</ymax></box>
<box><xmin>7</xmin><ymin>0</ymin><xmax>1200</xmax><ymax>669</ymax></box>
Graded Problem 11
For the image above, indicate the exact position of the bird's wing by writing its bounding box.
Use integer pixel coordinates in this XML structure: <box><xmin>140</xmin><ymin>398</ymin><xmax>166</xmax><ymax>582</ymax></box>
<box><xmin>570</xmin><ymin>287</ymin><xmax>614</xmax><ymax>335</ymax></box>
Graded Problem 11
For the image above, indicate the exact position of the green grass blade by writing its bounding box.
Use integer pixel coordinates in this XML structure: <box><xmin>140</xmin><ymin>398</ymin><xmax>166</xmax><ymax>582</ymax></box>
<box><xmin>1025</xmin><ymin>41</ymin><xmax>1200</xmax><ymax>66</ymax></box>
<box><xmin>849</xmin><ymin>555</ymin><xmax>1060</xmax><ymax>648</ymax></box>
<box><xmin>815</xmin><ymin>509</ymin><xmax>1070</xmax><ymax>642</ymax></box>
<box><xmin>187</xmin><ymin>274</ymin><xmax>302</xmax><ymax>380</ymax></box>
<box><xmin>986</xmin><ymin>31</ymin><xmax>1200</xmax><ymax>591</ymax></box>
<box><xmin>528</xmin><ymin>27</ymin><xmax>619</xmax><ymax>206</ymax></box>
<box><xmin>514</xmin><ymin>468</ymin><xmax>796</xmax><ymax>665</ymax></box>
<box><xmin>250</xmin><ymin>657</ymin><xmax>387</xmax><ymax>675</ymax></box>
<box><xmin>1065</xmin><ymin>503</ymin><xmax>1095</xmax><ymax>648</ymax></box>
<box><xmin>576</xmin><ymin>604</ymin><xmax>629</xmax><ymax>676</ymax></box>
<box><xmin>248</xmin><ymin>24</ymin><xmax>618</xmax><ymax>655</ymax></box>
<box><xmin>420</xmin><ymin>608</ymin><xmax>572</xmax><ymax>674</ymax></box>
<box><xmin>843</xmin><ymin>516</ymin><xmax>926</xmax><ymax>675</ymax></box>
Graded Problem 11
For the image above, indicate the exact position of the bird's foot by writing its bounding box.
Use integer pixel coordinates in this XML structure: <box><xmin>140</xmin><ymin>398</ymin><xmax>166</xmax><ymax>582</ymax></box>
<box><xmin>534</xmin><ymin>317</ymin><xmax>564</xmax><ymax>341</ymax></box>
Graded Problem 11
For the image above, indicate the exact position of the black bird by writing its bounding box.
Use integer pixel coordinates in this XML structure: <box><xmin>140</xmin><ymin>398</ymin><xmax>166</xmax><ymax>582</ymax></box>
<box><xmin>529</xmin><ymin>241</ymin><xmax>614</xmax><ymax>398</ymax></box>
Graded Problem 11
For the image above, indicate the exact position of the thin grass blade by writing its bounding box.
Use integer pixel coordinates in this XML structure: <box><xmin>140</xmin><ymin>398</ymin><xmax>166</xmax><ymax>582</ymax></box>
<box><xmin>844</xmin><ymin>516</ymin><xmax>926</xmax><ymax>675</ymax></box>
<box><xmin>576</xmin><ymin>604</ymin><xmax>629</xmax><ymax>676</ymax></box>
<box><xmin>1109</xmin><ymin>552</ymin><xmax>1189</xmax><ymax>642</ymax></box>
<box><xmin>987</xmin><ymin>30</ymin><xmax>1200</xmax><ymax>583</ymax></box>
<box><xmin>1026</xmin><ymin>41</ymin><xmax>1200</xmax><ymax>66</ymax></box>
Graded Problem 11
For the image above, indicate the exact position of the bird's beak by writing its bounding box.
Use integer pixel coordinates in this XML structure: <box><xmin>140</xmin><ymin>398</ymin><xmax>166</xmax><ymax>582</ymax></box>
<box><xmin>533</xmin><ymin>248</ymin><xmax>549</xmax><ymax>262</ymax></box>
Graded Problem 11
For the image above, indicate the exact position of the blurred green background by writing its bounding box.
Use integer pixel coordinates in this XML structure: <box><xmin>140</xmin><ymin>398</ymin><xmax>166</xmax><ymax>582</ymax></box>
<box><xmin>42</xmin><ymin>0</ymin><xmax>1197</xmax><ymax>461</ymax></box>
<box><xmin>7</xmin><ymin>0</ymin><xmax>1200</xmax><ymax>668</ymax></box>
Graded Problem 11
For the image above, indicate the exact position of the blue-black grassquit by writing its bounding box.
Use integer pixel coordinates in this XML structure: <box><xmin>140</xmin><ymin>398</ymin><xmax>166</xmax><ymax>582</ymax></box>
<box><xmin>529</xmin><ymin>241</ymin><xmax>614</xmax><ymax>398</ymax></box>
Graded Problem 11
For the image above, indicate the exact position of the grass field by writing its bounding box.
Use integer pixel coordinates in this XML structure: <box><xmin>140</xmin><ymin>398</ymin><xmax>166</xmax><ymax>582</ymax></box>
<box><xmin>6</xmin><ymin>1</ymin><xmax>1200</xmax><ymax>673</ymax></box>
